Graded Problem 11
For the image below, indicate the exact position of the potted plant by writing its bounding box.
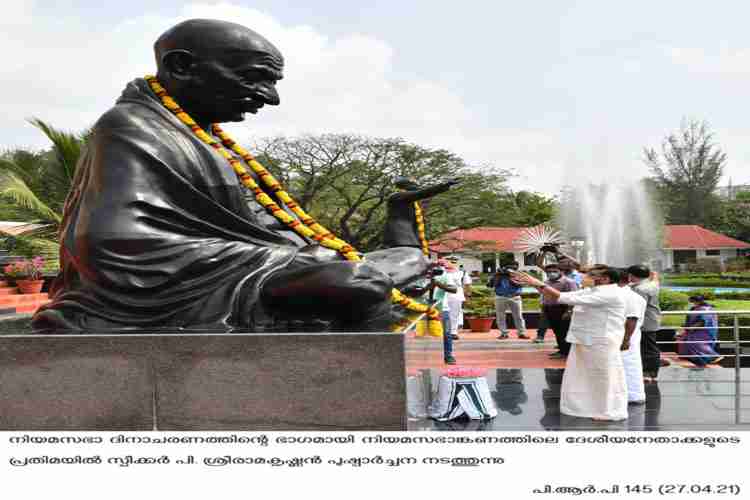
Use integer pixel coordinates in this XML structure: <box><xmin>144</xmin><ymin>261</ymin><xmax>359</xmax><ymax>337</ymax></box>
<box><xmin>4</xmin><ymin>257</ymin><xmax>45</xmax><ymax>294</ymax></box>
<box><xmin>463</xmin><ymin>287</ymin><xmax>496</xmax><ymax>332</ymax></box>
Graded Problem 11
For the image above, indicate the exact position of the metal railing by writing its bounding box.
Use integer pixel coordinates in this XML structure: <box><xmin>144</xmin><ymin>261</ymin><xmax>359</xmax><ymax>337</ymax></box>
<box><xmin>661</xmin><ymin>310</ymin><xmax>750</xmax><ymax>424</ymax></box>
<box><xmin>404</xmin><ymin>308</ymin><xmax>750</xmax><ymax>425</ymax></box>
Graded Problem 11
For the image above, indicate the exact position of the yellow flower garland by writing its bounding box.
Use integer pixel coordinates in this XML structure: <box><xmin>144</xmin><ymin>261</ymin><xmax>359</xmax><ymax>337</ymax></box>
<box><xmin>144</xmin><ymin>75</ymin><xmax>442</xmax><ymax>336</ymax></box>
<box><xmin>413</xmin><ymin>201</ymin><xmax>429</xmax><ymax>256</ymax></box>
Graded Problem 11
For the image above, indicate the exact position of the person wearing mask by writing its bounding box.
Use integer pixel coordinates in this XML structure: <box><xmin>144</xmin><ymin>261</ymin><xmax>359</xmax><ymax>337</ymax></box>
<box><xmin>618</xmin><ymin>269</ymin><xmax>647</xmax><ymax>405</ymax></box>
<box><xmin>561</xmin><ymin>260</ymin><xmax>584</xmax><ymax>288</ymax></box>
<box><xmin>426</xmin><ymin>260</ymin><xmax>459</xmax><ymax>364</ymax></box>
<box><xmin>539</xmin><ymin>262</ymin><xmax>578</xmax><ymax>358</ymax></box>
<box><xmin>539</xmin><ymin>246</ymin><xmax>583</xmax><ymax>288</ymax></box>
<box><xmin>627</xmin><ymin>265</ymin><xmax>662</xmax><ymax>382</ymax></box>
<box><xmin>487</xmin><ymin>261</ymin><xmax>528</xmax><ymax>340</ymax></box>
<box><xmin>511</xmin><ymin>265</ymin><xmax>628</xmax><ymax>421</ymax></box>
<box><xmin>444</xmin><ymin>256</ymin><xmax>472</xmax><ymax>341</ymax></box>
<box><xmin>677</xmin><ymin>294</ymin><xmax>722</xmax><ymax>368</ymax></box>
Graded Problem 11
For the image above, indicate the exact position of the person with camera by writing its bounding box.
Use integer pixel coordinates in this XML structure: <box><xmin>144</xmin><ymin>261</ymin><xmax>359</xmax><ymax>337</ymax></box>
<box><xmin>487</xmin><ymin>261</ymin><xmax>528</xmax><ymax>340</ymax></box>
<box><xmin>445</xmin><ymin>256</ymin><xmax>472</xmax><ymax>341</ymax></box>
<box><xmin>416</xmin><ymin>260</ymin><xmax>460</xmax><ymax>364</ymax></box>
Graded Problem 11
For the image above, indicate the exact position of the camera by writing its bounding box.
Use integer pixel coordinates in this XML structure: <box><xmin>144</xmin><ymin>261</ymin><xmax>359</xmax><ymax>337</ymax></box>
<box><xmin>496</xmin><ymin>263</ymin><xmax>518</xmax><ymax>275</ymax></box>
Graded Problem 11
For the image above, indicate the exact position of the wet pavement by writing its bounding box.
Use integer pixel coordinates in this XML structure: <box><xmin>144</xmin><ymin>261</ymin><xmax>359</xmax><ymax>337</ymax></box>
<box><xmin>407</xmin><ymin>366</ymin><xmax>750</xmax><ymax>431</ymax></box>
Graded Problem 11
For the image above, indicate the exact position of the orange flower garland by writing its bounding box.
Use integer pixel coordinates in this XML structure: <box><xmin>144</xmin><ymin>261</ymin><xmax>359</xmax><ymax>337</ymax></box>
<box><xmin>413</xmin><ymin>201</ymin><xmax>429</xmax><ymax>256</ymax></box>
<box><xmin>144</xmin><ymin>75</ymin><xmax>442</xmax><ymax>336</ymax></box>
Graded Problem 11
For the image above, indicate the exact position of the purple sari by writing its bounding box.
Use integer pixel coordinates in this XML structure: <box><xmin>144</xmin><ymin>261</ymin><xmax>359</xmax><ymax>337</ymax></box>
<box><xmin>678</xmin><ymin>304</ymin><xmax>720</xmax><ymax>367</ymax></box>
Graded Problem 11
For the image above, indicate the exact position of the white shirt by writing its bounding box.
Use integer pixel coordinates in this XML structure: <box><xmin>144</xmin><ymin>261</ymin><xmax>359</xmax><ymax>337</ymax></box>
<box><xmin>446</xmin><ymin>269</ymin><xmax>472</xmax><ymax>303</ymax></box>
<box><xmin>432</xmin><ymin>273</ymin><xmax>458</xmax><ymax>312</ymax></box>
<box><xmin>557</xmin><ymin>284</ymin><xmax>627</xmax><ymax>346</ymax></box>
<box><xmin>623</xmin><ymin>286</ymin><xmax>646</xmax><ymax>335</ymax></box>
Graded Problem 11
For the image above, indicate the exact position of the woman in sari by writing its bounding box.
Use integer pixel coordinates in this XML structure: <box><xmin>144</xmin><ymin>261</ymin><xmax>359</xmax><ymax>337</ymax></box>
<box><xmin>677</xmin><ymin>295</ymin><xmax>722</xmax><ymax>367</ymax></box>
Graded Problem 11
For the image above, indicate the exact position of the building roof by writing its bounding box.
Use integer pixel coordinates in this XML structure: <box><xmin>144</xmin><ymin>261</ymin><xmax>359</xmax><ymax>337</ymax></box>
<box><xmin>430</xmin><ymin>224</ymin><xmax>750</xmax><ymax>253</ymax></box>
<box><xmin>663</xmin><ymin>225</ymin><xmax>750</xmax><ymax>249</ymax></box>
<box><xmin>430</xmin><ymin>227</ymin><xmax>528</xmax><ymax>253</ymax></box>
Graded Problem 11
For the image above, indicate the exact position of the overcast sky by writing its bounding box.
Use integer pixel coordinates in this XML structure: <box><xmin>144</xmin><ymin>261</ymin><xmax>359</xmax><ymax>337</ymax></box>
<box><xmin>3</xmin><ymin>1</ymin><xmax>750</xmax><ymax>194</ymax></box>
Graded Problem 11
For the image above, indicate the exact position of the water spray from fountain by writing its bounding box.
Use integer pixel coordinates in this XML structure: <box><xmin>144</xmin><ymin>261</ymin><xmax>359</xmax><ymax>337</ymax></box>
<box><xmin>557</xmin><ymin>181</ymin><xmax>662</xmax><ymax>267</ymax></box>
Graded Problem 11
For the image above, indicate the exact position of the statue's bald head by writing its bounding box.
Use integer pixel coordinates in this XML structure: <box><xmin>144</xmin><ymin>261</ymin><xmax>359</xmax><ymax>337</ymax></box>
<box><xmin>154</xmin><ymin>19</ymin><xmax>283</xmax><ymax>69</ymax></box>
<box><xmin>152</xmin><ymin>19</ymin><xmax>284</xmax><ymax>125</ymax></box>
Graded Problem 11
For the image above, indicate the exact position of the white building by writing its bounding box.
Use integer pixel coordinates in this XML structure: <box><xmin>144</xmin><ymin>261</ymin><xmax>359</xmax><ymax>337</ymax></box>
<box><xmin>429</xmin><ymin>227</ymin><xmax>542</xmax><ymax>274</ymax></box>
<box><xmin>655</xmin><ymin>225</ymin><xmax>750</xmax><ymax>271</ymax></box>
<box><xmin>430</xmin><ymin>224</ymin><xmax>749</xmax><ymax>273</ymax></box>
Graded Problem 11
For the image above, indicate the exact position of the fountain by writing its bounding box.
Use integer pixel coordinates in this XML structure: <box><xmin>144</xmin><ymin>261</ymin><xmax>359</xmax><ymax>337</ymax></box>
<box><xmin>558</xmin><ymin>182</ymin><xmax>662</xmax><ymax>267</ymax></box>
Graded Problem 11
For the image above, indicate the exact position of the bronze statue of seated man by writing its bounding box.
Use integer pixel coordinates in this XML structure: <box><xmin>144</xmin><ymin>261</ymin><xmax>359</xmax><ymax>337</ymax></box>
<box><xmin>32</xmin><ymin>19</ymin><xmax>428</xmax><ymax>333</ymax></box>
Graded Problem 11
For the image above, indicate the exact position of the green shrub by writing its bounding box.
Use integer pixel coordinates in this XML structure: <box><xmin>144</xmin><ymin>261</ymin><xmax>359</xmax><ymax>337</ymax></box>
<box><xmin>717</xmin><ymin>314</ymin><xmax>750</xmax><ymax>341</ymax></box>
<box><xmin>522</xmin><ymin>297</ymin><xmax>541</xmax><ymax>311</ymax></box>
<box><xmin>715</xmin><ymin>292</ymin><xmax>750</xmax><ymax>300</ymax></box>
<box><xmin>659</xmin><ymin>289</ymin><xmax>689</xmax><ymax>311</ymax></box>
<box><xmin>664</xmin><ymin>273</ymin><xmax>720</xmax><ymax>279</ymax></box>
<box><xmin>688</xmin><ymin>288</ymin><xmax>717</xmax><ymax>300</ymax></box>
<box><xmin>464</xmin><ymin>294</ymin><xmax>495</xmax><ymax>317</ymax></box>
<box><xmin>1</xmin><ymin>236</ymin><xmax>59</xmax><ymax>273</ymax></box>
<box><xmin>725</xmin><ymin>257</ymin><xmax>750</xmax><ymax>272</ymax></box>
<box><xmin>663</xmin><ymin>277</ymin><xmax>750</xmax><ymax>288</ymax></box>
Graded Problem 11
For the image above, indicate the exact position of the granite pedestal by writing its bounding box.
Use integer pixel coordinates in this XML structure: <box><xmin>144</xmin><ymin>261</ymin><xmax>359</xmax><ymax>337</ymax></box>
<box><xmin>0</xmin><ymin>332</ymin><xmax>406</xmax><ymax>431</ymax></box>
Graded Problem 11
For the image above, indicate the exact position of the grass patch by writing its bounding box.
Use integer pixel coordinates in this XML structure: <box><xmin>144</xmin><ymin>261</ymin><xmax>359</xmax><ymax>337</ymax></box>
<box><xmin>662</xmin><ymin>299</ymin><xmax>750</xmax><ymax>332</ymax></box>
<box><xmin>662</xmin><ymin>277</ymin><xmax>750</xmax><ymax>288</ymax></box>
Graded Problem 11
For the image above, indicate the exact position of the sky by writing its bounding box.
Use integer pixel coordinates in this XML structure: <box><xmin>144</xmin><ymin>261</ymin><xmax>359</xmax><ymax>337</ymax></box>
<box><xmin>3</xmin><ymin>0</ymin><xmax>750</xmax><ymax>195</ymax></box>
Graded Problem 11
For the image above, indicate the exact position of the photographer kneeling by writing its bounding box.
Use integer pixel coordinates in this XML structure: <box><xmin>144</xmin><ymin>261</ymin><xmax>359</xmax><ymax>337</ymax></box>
<box><xmin>487</xmin><ymin>261</ymin><xmax>528</xmax><ymax>340</ymax></box>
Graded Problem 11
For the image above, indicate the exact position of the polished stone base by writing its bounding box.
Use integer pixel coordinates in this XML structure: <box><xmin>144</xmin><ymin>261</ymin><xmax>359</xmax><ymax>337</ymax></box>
<box><xmin>0</xmin><ymin>333</ymin><xmax>406</xmax><ymax>431</ymax></box>
<box><xmin>408</xmin><ymin>367</ymin><xmax>750</xmax><ymax>431</ymax></box>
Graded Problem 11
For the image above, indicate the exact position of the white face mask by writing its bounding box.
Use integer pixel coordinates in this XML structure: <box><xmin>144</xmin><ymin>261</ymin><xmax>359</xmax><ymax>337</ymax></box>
<box><xmin>546</xmin><ymin>271</ymin><xmax>561</xmax><ymax>280</ymax></box>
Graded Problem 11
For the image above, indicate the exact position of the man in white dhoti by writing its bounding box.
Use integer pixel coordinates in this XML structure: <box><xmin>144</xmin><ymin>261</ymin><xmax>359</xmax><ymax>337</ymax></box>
<box><xmin>618</xmin><ymin>269</ymin><xmax>647</xmax><ymax>404</ymax></box>
<box><xmin>511</xmin><ymin>266</ymin><xmax>629</xmax><ymax>421</ymax></box>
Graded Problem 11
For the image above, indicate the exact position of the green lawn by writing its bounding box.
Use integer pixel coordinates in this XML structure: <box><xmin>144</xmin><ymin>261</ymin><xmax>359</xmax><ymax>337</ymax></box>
<box><xmin>661</xmin><ymin>299</ymin><xmax>750</xmax><ymax>327</ymax></box>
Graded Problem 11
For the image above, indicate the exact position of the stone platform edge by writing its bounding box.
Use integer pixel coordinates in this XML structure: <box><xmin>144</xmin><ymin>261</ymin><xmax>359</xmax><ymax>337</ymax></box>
<box><xmin>0</xmin><ymin>332</ymin><xmax>407</xmax><ymax>431</ymax></box>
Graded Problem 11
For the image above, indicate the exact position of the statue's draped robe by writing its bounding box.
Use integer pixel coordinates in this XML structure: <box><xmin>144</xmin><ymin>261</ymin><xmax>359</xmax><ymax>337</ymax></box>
<box><xmin>33</xmin><ymin>79</ymin><xmax>306</xmax><ymax>332</ymax></box>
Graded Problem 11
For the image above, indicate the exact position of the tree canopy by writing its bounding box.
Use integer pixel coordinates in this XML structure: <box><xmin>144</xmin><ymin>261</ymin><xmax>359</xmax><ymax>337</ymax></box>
<box><xmin>251</xmin><ymin>134</ymin><xmax>556</xmax><ymax>251</ymax></box>
<box><xmin>0</xmin><ymin>118</ymin><xmax>86</xmax><ymax>238</ymax></box>
<box><xmin>0</xmin><ymin>128</ymin><xmax>558</xmax><ymax>256</ymax></box>
<box><xmin>644</xmin><ymin>119</ymin><xmax>725</xmax><ymax>227</ymax></box>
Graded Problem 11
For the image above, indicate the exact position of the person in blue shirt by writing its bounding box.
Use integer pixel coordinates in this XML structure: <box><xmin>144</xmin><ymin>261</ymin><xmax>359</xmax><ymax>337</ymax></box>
<box><xmin>487</xmin><ymin>261</ymin><xmax>528</xmax><ymax>339</ymax></box>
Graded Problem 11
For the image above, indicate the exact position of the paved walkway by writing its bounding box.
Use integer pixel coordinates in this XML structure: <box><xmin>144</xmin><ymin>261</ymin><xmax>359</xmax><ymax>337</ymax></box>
<box><xmin>405</xmin><ymin>328</ymin><xmax>724</xmax><ymax>371</ymax></box>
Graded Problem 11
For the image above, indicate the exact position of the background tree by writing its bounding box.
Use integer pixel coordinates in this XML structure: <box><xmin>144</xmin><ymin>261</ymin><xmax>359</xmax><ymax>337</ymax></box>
<box><xmin>0</xmin><ymin>119</ymin><xmax>86</xmax><ymax>268</ymax></box>
<box><xmin>714</xmin><ymin>196</ymin><xmax>750</xmax><ymax>243</ymax></box>
<box><xmin>644</xmin><ymin>118</ymin><xmax>725</xmax><ymax>227</ymax></box>
<box><xmin>0</xmin><ymin>118</ymin><xmax>85</xmax><ymax>238</ymax></box>
<box><xmin>251</xmin><ymin>134</ymin><xmax>542</xmax><ymax>251</ymax></box>
<box><xmin>510</xmin><ymin>190</ymin><xmax>557</xmax><ymax>227</ymax></box>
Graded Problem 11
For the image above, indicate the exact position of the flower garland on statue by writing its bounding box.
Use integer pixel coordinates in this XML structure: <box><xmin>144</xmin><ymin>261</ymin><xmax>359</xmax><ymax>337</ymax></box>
<box><xmin>413</xmin><ymin>201</ymin><xmax>429</xmax><ymax>256</ymax></box>
<box><xmin>144</xmin><ymin>75</ymin><xmax>442</xmax><ymax>336</ymax></box>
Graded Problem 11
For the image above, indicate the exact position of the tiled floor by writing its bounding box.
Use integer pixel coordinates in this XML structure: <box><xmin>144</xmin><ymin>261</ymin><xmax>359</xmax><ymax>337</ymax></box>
<box><xmin>406</xmin><ymin>328</ymin><xmax>749</xmax><ymax>430</ymax></box>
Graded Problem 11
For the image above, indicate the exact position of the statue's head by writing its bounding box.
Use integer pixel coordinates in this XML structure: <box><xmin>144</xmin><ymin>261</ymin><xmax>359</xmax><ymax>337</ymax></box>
<box><xmin>394</xmin><ymin>176</ymin><xmax>418</xmax><ymax>191</ymax></box>
<box><xmin>154</xmin><ymin>19</ymin><xmax>284</xmax><ymax>124</ymax></box>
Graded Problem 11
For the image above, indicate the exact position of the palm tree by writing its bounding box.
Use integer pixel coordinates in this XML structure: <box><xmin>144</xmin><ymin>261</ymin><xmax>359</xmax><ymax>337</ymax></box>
<box><xmin>0</xmin><ymin>118</ymin><xmax>86</xmax><ymax>239</ymax></box>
